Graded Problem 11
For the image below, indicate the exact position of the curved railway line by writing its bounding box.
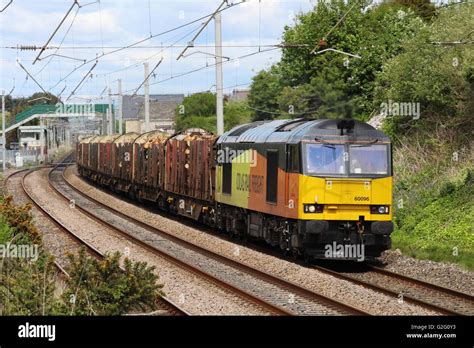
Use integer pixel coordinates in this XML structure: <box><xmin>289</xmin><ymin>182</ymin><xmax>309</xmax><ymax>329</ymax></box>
<box><xmin>61</xmin><ymin>156</ymin><xmax>474</xmax><ymax>316</ymax></box>
<box><xmin>49</xmin><ymin>155</ymin><xmax>369</xmax><ymax>316</ymax></box>
<box><xmin>3</xmin><ymin>166</ymin><xmax>189</xmax><ymax>316</ymax></box>
<box><xmin>312</xmin><ymin>264</ymin><xmax>474</xmax><ymax>316</ymax></box>
<box><xmin>5</xmin><ymin>156</ymin><xmax>472</xmax><ymax>316</ymax></box>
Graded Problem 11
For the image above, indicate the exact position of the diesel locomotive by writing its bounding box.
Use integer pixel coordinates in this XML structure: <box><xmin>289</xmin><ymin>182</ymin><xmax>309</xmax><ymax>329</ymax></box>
<box><xmin>77</xmin><ymin>119</ymin><xmax>394</xmax><ymax>261</ymax></box>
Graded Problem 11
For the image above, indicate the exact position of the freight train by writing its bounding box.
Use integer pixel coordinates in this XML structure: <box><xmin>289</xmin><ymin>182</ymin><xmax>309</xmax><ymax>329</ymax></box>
<box><xmin>76</xmin><ymin>119</ymin><xmax>394</xmax><ymax>262</ymax></box>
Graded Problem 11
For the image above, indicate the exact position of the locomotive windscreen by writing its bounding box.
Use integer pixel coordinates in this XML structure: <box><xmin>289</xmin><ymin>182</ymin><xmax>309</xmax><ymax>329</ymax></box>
<box><xmin>349</xmin><ymin>144</ymin><xmax>388</xmax><ymax>175</ymax></box>
<box><xmin>304</xmin><ymin>143</ymin><xmax>390</xmax><ymax>177</ymax></box>
<box><xmin>305</xmin><ymin>144</ymin><xmax>345</xmax><ymax>175</ymax></box>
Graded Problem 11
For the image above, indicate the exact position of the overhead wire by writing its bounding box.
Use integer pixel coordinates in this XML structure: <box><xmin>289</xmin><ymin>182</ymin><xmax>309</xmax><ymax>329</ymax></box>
<box><xmin>17</xmin><ymin>60</ymin><xmax>49</xmax><ymax>94</ymax></box>
<box><xmin>123</xmin><ymin>47</ymin><xmax>280</xmax><ymax>93</ymax></box>
<box><xmin>47</xmin><ymin>0</ymin><xmax>246</xmax><ymax>92</ymax></box>
<box><xmin>65</xmin><ymin>60</ymin><xmax>98</xmax><ymax>101</ymax></box>
<box><xmin>34</xmin><ymin>5</ymin><xmax>82</xmax><ymax>76</ymax></box>
<box><xmin>5</xmin><ymin>44</ymin><xmax>311</xmax><ymax>50</ymax></box>
<box><xmin>32</xmin><ymin>0</ymin><xmax>79</xmax><ymax>64</ymax></box>
<box><xmin>311</xmin><ymin>0</ymin><xmax>361</xmax><ymax>53</ymax></box>
<box><xmin>0</xmin><ymin>0</ymin><xmax>12</xmax><ymax>13</ymax></box>
<box><xmin>176</xmin><ymin>0</ymin><xmax>228</xmax><ymax>60</ymax></box>
<box><xmin>94</xmin><ymin>23</ymin><xmax>203</xmax><ymax>78</ymax></box>
<box><xmin>132</xmin><ymin>58</ymin><xmax>164</xmax><ymax>96</ymax></box>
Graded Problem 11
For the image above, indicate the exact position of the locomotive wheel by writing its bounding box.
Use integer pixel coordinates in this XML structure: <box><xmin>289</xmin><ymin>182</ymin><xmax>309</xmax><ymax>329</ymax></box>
<box><xmin>291</xmin><ymin>249</ymin><xmax>300</xmax><ymax>260</ymax></box>
<box><xmin>303</xmin><ymin>251</ymin><xmax>312</xmax><ymax>264</ymax></box>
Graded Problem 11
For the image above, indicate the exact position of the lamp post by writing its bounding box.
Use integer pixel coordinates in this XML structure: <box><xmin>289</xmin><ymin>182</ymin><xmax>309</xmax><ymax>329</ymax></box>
<box><xmin>2</xmin><ymin>90</ymin><xmax>5</xmax><ymax>172</ymax></box>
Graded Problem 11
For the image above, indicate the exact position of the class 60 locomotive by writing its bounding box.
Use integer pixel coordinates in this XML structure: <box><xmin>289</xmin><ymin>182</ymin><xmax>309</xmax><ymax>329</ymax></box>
<box><xmin>77</xmin><ymin>118</ymin><xmax>393</xmax><ymax>262</ymax></box>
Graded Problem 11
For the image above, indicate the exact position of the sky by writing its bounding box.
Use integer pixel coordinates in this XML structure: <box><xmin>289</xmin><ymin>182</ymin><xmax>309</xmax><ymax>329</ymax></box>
<box><xmin>0</xmin><ymin>0</ymin><xmax>316</xmax><ymax>103</ymax></box>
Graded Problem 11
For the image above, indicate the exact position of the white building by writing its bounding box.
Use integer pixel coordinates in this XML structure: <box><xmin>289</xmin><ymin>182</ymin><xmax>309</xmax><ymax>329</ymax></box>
<box><xmin>19</xmin><ymin>125</ymin><xmax>46</xmax><ymax>150</ymax></box>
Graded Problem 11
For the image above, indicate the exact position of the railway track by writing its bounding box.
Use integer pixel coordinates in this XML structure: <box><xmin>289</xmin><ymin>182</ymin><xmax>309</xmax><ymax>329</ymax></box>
<box><xmin>3</xmin><ymin>167</ymin><xmax>97</xmax><ymax>269</ymax></box>
<box><xmin>51</xmin><ymin>158</ymin><xmax>370</xmax><ymax>316</ymax></box>
<box><xmin>3</xmin><ymin>165</ymin><xmax>189</xmax><ymax>316</ymax></box>
<box><xmin>62</xmin><ymin>158</ymin><xmax>474</xmax><ymax>316</ymax></box>
<box><xmin>311</xmin><ymin>263</ymin><xmax>474</xmax><ymax>315</ymax></box>
<box><xmin>50</xmin><ymin>158</ymin><xmax>295</xmax><ymax>316</ymax></box>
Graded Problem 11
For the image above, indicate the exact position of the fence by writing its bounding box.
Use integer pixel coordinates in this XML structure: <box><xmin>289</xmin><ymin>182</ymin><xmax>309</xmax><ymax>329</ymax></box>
<box><xmin>0</xmin><ymin>149</ymin><xmax>41</xmax><ymax>168</ymax></box>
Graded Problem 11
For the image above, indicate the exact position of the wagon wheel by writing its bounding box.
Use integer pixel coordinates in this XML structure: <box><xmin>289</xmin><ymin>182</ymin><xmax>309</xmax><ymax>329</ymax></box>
<box><xmin>280</xmin><ymin>234</ymin><xmax>292</xmax><ymax>257</ymax></box>
<box><xmin>129</xmin><ymin>187</ymin><xmax>136</xmax><ymax>201</ymax></box>
<box><xmin>291</xmin><ymin>248</ymin><xmax>300</xmax><ymax>260</ymax></box>
<box><xmin>303</xmin><ymin>251</ymin><xmax>313</xmax><ymax>264</ymax></box>
<box><xmin>240</xmin><ymin>231</ymin><xmax>249</xmax><ymax>243</ymax></box>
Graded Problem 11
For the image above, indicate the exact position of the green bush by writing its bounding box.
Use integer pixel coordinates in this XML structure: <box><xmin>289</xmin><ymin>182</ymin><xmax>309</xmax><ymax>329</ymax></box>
<box><xmin>0</xmin><ymin>196</ymin><xmax>166</xmax><ymax>315</ymax></box>
<box><xmin>60</xmin><ymin>248</ymin><xmax>164</xmax><ymax>315</ymax></box>
<box><xmin>392</xmin><ymin>164</ymin><xmax>474</xmax><ymax>269</ymax></box>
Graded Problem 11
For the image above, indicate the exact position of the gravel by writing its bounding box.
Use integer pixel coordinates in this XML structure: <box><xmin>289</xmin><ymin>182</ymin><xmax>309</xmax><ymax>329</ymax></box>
<box><xmin>379</xmin><ymin>249</ymin><xmax>474</xmax><ymax>296</ymax></box>
<box><xmin>53</xmin><ymin>170</ymin><xmax>352</xmax><ymax>315</ymax></box>
<box><xmin>65</xmin><ymin>165</ymin><xmax>444</xmax><ymax>315</ymax></box>
<box><xmin>5</xmin><ymin>170</ymin><xmax>84</xmax><ymax>267</ymax></box>
<box><xmin>23</xmin><ymin>168</ymin><xmax>270</xmax><ymax>316</ymax></box>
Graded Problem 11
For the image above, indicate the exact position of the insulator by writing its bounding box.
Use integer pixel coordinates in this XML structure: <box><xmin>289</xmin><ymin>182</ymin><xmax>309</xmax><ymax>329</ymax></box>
<box><xmin>19</xmin><ymin>45</ymin><xmax>39</xmax><ymax>51</ymax></box>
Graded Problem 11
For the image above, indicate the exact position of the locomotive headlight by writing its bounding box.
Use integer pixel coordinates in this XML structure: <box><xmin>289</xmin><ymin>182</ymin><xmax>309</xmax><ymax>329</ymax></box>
<box><xmin>304</xmin><ymin>204</ymin><xmax>324</xmax><ymax>213</ymax></box>
<box><xmin>371</xmin><ymin>205</ymin><xmax>389</xmax><ymax>214</ymax></box>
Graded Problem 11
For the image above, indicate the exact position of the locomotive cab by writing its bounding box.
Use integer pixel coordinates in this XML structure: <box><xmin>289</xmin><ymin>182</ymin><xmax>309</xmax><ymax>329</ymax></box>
<box><xmin>296</xmin><ymin>121</ymin><xmax>394</xmax><ymax>260</ymax></box>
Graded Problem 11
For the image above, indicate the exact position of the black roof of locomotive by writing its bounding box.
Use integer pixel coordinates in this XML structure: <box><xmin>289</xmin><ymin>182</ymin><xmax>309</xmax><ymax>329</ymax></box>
<box><xmin>217</xmin><ymin>119</ymin><xmax>390</xmax><ymax>145</ymax></box>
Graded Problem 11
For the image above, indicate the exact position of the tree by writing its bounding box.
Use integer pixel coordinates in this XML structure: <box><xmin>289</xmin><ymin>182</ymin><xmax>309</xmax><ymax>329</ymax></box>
<box><xmin>176</xmin><ymin>92</ymin><xmax>215</xmax><ymax>118</ymax></box>
<box><xmin>0</xmin><ymin>198</ymin><xmax>57</xmax><ymax>315</ymax></box>
<box><xmin>247</xmin><ymin>67</ymin><xmax>282</xmax><ymax>121</ymax></box>
<box><xmin>175</xmin><ymin>93</ymin><xmax>252</xmax><ymax>133</ymax></box>
<box><xmin>248</xmin><ymin>0</ymin><xmax>425</xmax><ymax>121</ymax></box>
<box><xmin>176</xmin><ymin>115</ymin><xmax>216</xmax><ymax>133</ymax></box>
<box><xmin>0</xmin><ymin>255</ymin><xmax>59</xmax><ymax>315</ymax></box>
<box><xmin>374</xmin><ymin>3</ymin><xmax>474</xmax><ymax>136</ymax></box>
<box><xmin>223</xmin><ymin>100</ymin><xmax>252</xmax><ymax>130</ymax></box>
<box><xmin>175</xmin><ymin>92</ymin><xmax>215</xmax><ymax>131</ymax></box>
<box><xmin>393</xmin><ymin>0</ymin><xmax>436</xmax><ymax>21</ymax></box>
<box><xmin>278</xmin><ymin>65</ymin><xmax>352</xmax><ymax>119</ymax></box>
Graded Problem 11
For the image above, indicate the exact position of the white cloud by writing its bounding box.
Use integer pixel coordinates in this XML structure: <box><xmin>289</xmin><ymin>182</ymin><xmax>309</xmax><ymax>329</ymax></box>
<box><xmin>1</xmin><ymin>0</ymin><xmax>312</xmax><ymax>97</ymax></box>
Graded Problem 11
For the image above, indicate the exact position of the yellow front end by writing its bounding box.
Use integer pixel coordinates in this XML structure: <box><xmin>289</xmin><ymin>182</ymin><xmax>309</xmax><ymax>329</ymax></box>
<box><xmin>298</xmin><ymin>175</ymin><xmax>393</xmax><ymax>221</ymax></box>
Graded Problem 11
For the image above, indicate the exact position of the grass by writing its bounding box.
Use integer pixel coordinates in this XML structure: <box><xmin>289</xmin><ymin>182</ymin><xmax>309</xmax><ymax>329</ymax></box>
<box><xmin>0</xmin><ymin>216</ymin><xmax>13</xmax><ymax>244</ymax></box>
<box><xmin>392</xmin><ymin>178</ymin><xmax>474</xmax><ymax>269</ymax></box>
<box><xmin>391</xmin><ymin>132</ymin><xmax>474</xmax><ymax>270</ymax></box>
